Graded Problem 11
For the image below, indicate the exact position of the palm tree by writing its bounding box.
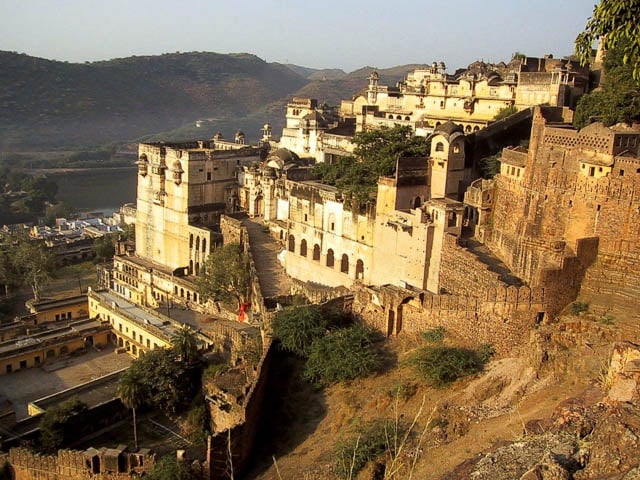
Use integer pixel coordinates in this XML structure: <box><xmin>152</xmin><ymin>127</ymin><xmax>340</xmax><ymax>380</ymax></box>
<box><xmin>117</xmin><ymin>368</ymin><xmax>146</xmax><ymax>451</ymax></box>
<box><xmin>171</xmin><ymin>324</ymin><xmax>199</xmax><ymax>364</ymax></box>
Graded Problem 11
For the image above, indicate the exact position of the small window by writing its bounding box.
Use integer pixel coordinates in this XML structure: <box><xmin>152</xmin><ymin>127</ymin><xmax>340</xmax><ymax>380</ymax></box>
<box><xmin>620</xmin><ymin>169</ymin><xmax>625</xmax><ymax>176</ymax></box>
<box><xmin>207</xmin><ymin>172</ymin><xmax>212</xmax><ymax>181</ymax></box>
<box><xmin>597</xmin><ymin>204</ymin><xmax>601</xmax><ymax>211</ymax></box>
<box><xmin>435</xmin><ymin>142</ymin><xmax>444</xmax><ymax>152</ymax></box>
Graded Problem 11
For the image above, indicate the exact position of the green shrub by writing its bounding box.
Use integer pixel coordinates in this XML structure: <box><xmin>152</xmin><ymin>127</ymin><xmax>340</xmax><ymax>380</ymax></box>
<box><xmin>570</xmin><ymin>301</ymin><xmax>589</xmax><ymax>315</ymax></box>
<box><xmin>334</xmin><ymin>418</ymin><xmax>406</xmax><ymax>479</ymax></box>
<box><xmin>409</xmin><ymin>346</ymin><xmax>483</xmax><ymax>387</ymax></box>
<box><xmin>599</xmin><ymin>313</ymin><xmax>615</xmax><ymax>325</ymax></box>
<box><xmin>477</xmin><ymin>343</ymin><xmax>496</xmax><ymax>363</ymax></box>
<box><xmin>421</xmin><ymin>326</ymin><xmax>445</xmax><ymax>343</ymax></box>
<box><xmin>386</xmin><ymin>381</ymin><xmax>418</xmax><ymax>401</ymax></box>
<box><xmin>303</xmin><ymin>324</ymin><xmax>380</xmax><ymax>386</ymax></box>
<box><xmin>39</xmin><ymin>397</ymin><xmax>88</xmax><ymax>453</ymax></box>
<box><xmin>272</xmin><ymin>304</ymin><xmax>328</xmax><ymax>356</ymax></box>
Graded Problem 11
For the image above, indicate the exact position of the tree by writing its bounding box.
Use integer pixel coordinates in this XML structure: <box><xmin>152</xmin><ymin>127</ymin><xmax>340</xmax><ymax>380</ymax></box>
<box><xmin>9</xmin><ymin>236</ymin><xmax>55</xmax><ymax>301</ymax></box>
<box><xmin>197</xmin><ymin>243</ymin><xmax>251</xmax><ymax>310</ymax></box>
<box><xmin>303</xmin><ymin>324</ymin><xmax>381</xmax><ymax>386</ymax></box>
<box><xmin>93</xmin><ymin>234</ymin><xmax>116</xmax><ymax>262</ymax></box>
<box><xmin>573</xmin><ymin>42</ymin><xmax>640</xmax><ymax>128</ymax></box>
<box><xmin>271</xmin><ymin>304</ymin><xmax>328</xmax><ymax>356</ymax></box>
<box><xmin>118</xmin><ymin>368</ymin><xmax>147</xmax><ymax>450</ymax></box>
<box><xmin>39</xmin><ymin>398</ymin><xmax>88</xmax><ymax>453</ymax></box>
<box><xmin>171</xmin><ymin>324</ymin><xmax>199</xmax><ymax>364</ymax></box>
<box><xmin>0</xmin><ymin>250</ymin><xmax>19</xmax><ymax>297</ymax></box>
<box><xmin>314</xmin><ymin>125</ymin><xmax>430</xmax><ymax>203</ymax></box>
<box><xmin>575</xmin><ymin>0</ymin><xmax>640</xmax><ymax>81</ymax></box>
<box><xmin>493</xmin><ymin>105</ymin><xmax>518</xmax><ymax>121</ymax></box>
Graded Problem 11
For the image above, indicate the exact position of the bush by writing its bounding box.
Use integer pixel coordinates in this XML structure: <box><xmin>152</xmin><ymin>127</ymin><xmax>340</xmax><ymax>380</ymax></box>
<box><xmin>386</xmin><ymin>381</ymin><xmax>418</xmax><ymax>401</ymax></box>
<box><xmin>570</xmin><ymin>301</ymin><xmax>589</xmax><ymax>315</ymax></box>
<box><xmin>477</xmin><ymin>343</ymin><xmax>496</xmax><ymax>363</ymax></box>
<box><xmin>303</xmin><ymin>324</ymin><xmax>380</xmax><ymax>386</ymax></box>
<box><xmin>409</xmin><ymin>346</ymin><xmax>483</xmax><ymax>387</ymax></box>
<box><xmin>421</xmin><ymin>326</ymin><xmax>445</xmax><ymax>343</ymax></box>
<box><xmin>334</xmin><ymin>419</ymin><xmax>406</xmax><ymax>479</ymax></box>
<box><xmin>599</xmin><ymin>313</ymin><xmax>615</xmax><ymax>325</ymax></box>
<box><xmin>272</xmin><ymin>304</ymin><xmax>328</xmax><ymax>356</ymax></box>
<box><xmin>146</xmin><ymin>455</ymin><xmax>199</xmax><ymax>480</ymax></box>
<box><xmin>39</xmin><ymin>397</ymin><xmax>88</xmax><ymax>453</ymax></box>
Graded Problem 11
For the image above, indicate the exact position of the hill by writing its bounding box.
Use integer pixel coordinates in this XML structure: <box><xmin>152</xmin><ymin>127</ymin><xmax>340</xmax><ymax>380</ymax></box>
<box><xmin>0</xmin><ymin>51</ymin><xmax>427</xmax><ymax>150</ymax></box>
<box><xmin>0</xmin><ymin>51</ymin><xmax>308</xmax><ymax>149</ymax></box>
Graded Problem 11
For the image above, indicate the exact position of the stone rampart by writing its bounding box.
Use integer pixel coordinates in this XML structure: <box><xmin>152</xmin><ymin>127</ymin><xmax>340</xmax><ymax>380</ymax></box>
<box><xmin>7</xmin><ymin>447</ymin><xmax>155</xmax><ymax>480</ymax></box>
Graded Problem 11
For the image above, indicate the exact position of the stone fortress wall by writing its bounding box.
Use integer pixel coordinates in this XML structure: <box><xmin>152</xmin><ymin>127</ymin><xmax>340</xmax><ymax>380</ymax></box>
<box><xmin>7</xmin><ymin>447</ymin><xmax>155</xmax><ymax>480</ymax></box>
<box><xmin>485</xmin><ymin>108</ymin><xmax>640</xmax><ymax>315</ymax></box>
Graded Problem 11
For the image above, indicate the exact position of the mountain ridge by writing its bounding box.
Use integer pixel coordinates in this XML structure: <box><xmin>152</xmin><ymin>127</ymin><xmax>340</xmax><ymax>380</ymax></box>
<box><xmin>0</xmin><ymin>50</ymin><xmax>423</xmax><ymax>149</ymax></box>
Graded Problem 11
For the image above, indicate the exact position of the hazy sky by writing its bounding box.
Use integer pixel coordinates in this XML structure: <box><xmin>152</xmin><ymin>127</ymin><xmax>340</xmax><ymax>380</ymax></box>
<box><xmin>1</xmin><ymin>0</ymin><xmax>596</xmax><ymax>72</ymax></box>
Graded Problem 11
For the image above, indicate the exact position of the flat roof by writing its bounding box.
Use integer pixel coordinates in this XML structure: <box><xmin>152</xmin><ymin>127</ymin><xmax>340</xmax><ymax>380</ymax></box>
<box><xmin>89</xmin><ymin>289</ymin><xmax>178</xmax><ymax>341</ymax></box>
<box><xmin>0</xmin><ymin>345</ymin><xmax>132</xmax><ymax>420</ymax></box>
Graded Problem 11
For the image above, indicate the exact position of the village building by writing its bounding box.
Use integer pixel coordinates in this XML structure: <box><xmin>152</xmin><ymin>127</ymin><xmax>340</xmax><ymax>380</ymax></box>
<box><xmin>88</xmin><ymin>139</ymin><xmax>261</xmax><ymax>357</ymax></box>
<box><xmin>277</xmin><ymin>56</ymin><xmax>589</xmax><ymax>164</ymax></box>
<box><xmin>241</xmin><ymin>122</ymin><xmax>471</xmax><ymax>293</ymax></box>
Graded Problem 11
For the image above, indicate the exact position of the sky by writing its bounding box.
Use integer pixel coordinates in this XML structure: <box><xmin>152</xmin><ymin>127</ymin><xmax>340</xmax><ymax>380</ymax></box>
<box><xmin>1</xmin><ymin>0</ymin><xmax>597</xmax><ymax>72</ymax></box>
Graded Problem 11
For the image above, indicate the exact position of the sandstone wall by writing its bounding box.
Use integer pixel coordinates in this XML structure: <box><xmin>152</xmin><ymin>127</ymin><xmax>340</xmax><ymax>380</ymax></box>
<box><xmin>7</xmin><ymin>447</ymin><xmax>154</xmax><ymax>480</ymax></box>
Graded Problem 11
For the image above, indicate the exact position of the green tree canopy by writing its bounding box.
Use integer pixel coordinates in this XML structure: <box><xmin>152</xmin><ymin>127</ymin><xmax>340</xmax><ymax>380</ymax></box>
<box><xmin>303</xmin><ymin>324</ymin><xmax>381</xmax><ymax>386</ymax></box>
<box><xmin>271</xmin><ymin>304</ymin><xmax>328</xmax><ymax>357</ymax></box>
<box><xmin>9</xmin><ymin>236</ymin><xmax>55</xmax><ymax>301</ymax></box>
<box><xmin>39</xmin><ymin>398</ymin><xmax>88</xmax><ymax>453</ymax></box>
<box><xmin>197</xmin><ymin>242</ymin><xmax>251</xmax><ymax>309</ymax></box>
<box><xmin>574</xmin><ymin>41</ymin><xmax>640</xmax><ymax>129</ymax></box>
<box><xmin>314</xmin><ymin>125</ymin><xmax>430</xmax><ymax>203</ymax></box>
<box><xmin>125</xmin><ymin>347</ymin><xmax>202</xmax><ymax>415</ymax></box>
<box><xmin>171</xmin><ymin>324</ymin><xmax>199</xmax><ymax>364</ymax></box>
<box><xmin>575</xmin><ymin>0</ymin><xmax>640</xmax><ymax>81</ymax></box>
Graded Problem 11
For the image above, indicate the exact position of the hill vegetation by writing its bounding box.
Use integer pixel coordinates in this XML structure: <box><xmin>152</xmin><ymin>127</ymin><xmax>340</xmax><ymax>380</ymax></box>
<box><xmin>0</xmin><ymin>51</ymin><xmax>421</xmax><ymax>150</ymax></box>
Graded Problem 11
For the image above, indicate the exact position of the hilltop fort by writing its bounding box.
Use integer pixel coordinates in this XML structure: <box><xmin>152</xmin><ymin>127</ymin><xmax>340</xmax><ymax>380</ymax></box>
<box><xmin>1</xmin><ymin>51</ymin><xmax>639</xmax><ymax>479</ymax></box>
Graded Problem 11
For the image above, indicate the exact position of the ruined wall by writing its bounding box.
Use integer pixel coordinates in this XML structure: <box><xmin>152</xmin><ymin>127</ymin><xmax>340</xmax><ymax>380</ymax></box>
<box><xmin>352</xmin><ymin>283</ymin><xmax>546</xmax><ymax>353</ymax></box>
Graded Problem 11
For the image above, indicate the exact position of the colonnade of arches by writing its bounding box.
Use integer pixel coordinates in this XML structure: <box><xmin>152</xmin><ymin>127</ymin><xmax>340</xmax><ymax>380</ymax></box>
<box><xmin>288</xmin><ymin>235</ymin><xmax>365</xmax><ymax>280</ymax></box>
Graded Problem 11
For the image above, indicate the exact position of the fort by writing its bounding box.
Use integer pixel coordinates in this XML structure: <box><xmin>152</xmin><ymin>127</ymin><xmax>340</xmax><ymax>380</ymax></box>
<box><xmin>1</xmin><ymin>55</ymin><xmax>639</xmax><ymax>479</ymax></box>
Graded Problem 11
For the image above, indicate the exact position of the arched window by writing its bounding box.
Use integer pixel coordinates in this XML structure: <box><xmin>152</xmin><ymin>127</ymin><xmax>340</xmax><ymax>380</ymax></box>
<box><xmin>300</xmin><ymin>239</ymin><xmax>307</xmax><ymax>257</ymax></box>
<box><xmin>189</xmin><ymin>234</ymin><xmax>193</xmax><ymax>248</ymax></box>
<box><xmin>465</xmin><ymin>125</ymin><xmax>472</xmax><ymax>133</ymax></box>
<box><xmin>356</xmin><ymin>259</ymin><xmax>364</xmax><ymax>279</ymax></box>
<box><xmin>326</xmin><ymin>249</ymin><xmax>334</xmax><ymax>268</ymax></box>
<box><xmin>189</xmin><ymin>260</ymin><xmax>193</xmax><ymax>275</ymax></box>
<box><xmin>473</xmin><ymin>126</ymin><xmax>480</xmax><ymax>132</ymax></box>
<box><xmin>187</xmin><ymin>291</ymin><xmax>191</xmax><ymax>301</ymax></box>
<box><xmin>435</xmin><ymin>142</ymin><xmax>444</xmax><ymax>152</ymax></box>
<box><xmin>313</xmin><ymin>244</ymin><xmax>320</xmax><ymax>261</ymax></box>
<box><xmin>195</xmin><ymin>262</ymin><xmax>200</xmax><ymax>276</ymax></box>
<box><xmin>341</xmin><ymin>254</ymin><xmax>349</xmax><ymax>274</ymax></box>
<box><xmin>288</xmin><ymin>235</ymin><xmax>295</xmax><ymax>252</ymax></box>
<box><xmin>195</xmin><ymin>237</ymin><xmax>200</xmax><ymax>250</ymax></box>
<box><xmin>396</xmin><ymin>115</ymin><xmax>402</xmax><ymax>120</ymax></box>
<box><xmin>180</xmin><ymin>288</ymin><xmax>184</xmax><ymax>297</ymax></box>
<box><xmin>202</xmin><ymin>239</ymin><xmax>206</xmax><ymax>252</ymax></box>
<box><xmin>413</xmin><ymin>197</ymin><xmax>421</xmax><ymax>208</ymax></box>
<box><xmin>405</xmin><ymin>116</ymin><xmax>410</xmax><ymax>121</ymax></box>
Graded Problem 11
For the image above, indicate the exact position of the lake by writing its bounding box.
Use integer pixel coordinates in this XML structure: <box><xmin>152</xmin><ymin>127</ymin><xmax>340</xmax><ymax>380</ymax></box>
<box><xmin>49</xmin><ymin>167</ymin><xmax>138</xmax><ymax>214</ymax></box>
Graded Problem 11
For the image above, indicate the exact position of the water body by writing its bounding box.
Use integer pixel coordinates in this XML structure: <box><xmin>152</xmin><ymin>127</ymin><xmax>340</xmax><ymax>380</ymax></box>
<box><xmin>48</xmin><ymin>167</ymin><xmax>138</xmax><ymax>214</ymax></box>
